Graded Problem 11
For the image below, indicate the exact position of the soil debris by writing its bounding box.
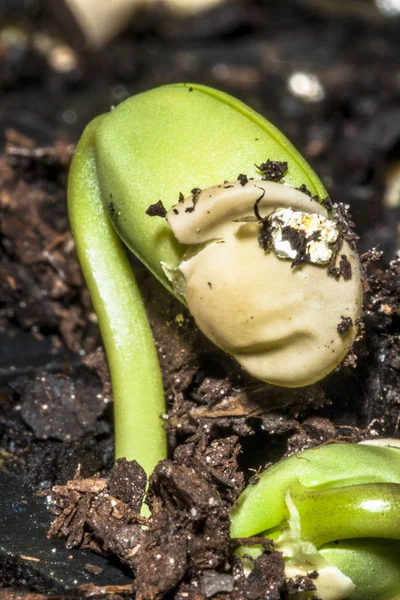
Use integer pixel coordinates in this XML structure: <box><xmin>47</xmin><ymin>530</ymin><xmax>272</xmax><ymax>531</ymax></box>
<box><xmin>337</xmin><ymin>316</ymin><xmax>353</xmax><ymax>335</ymax></box>
<box><xmin>145</xmin><ymin>200</ymin><xmax>167</xmax><ymax>218</ymax></box>
<box><xmin>254</xmin><ymin>159</ymin><xmax>288</xmax><ymax>182</ymax></box>
<box><xmin>108</xmin><ymin>458</ymin><xmax>147</xmax><ymax>512</ymax></box>
<box><xmin>10</xmin><ymin>368</ymin><xmax>108</xmax><ymax>442</ymax></box>
<box><xmin>47</xmin><ymin>436</ymin><xmax>247</xmax><ymax>599</ymax></box>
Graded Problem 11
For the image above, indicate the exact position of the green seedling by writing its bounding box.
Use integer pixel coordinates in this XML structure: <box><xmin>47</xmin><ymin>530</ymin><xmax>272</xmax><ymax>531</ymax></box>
<box><xmin>230</xmin><ymin>440</ymin><xmax>400</xmax><ymax>599</ymax></box>
<box><xmin>68</xmin><ymin>83</ymin><xmax>362</xmax><ymax>472</ymax></box>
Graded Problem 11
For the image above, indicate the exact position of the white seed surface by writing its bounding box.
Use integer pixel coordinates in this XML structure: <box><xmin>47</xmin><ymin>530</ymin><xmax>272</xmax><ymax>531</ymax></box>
<box><xmin>166</xmin><ymin>180</ymin><xmax>363</xmax><ymax>388</ymax></box>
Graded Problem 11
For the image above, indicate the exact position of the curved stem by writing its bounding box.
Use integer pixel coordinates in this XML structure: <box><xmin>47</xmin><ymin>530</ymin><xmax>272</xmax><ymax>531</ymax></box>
<box><xmin>68</xmin><ymin>118</ymin><xmax>167</xmax><ymax>476</ymax></box>
<box><xmin>291</xmin><ymin>482</ymin><xmax>400</xmax><ymax>548</ymax></box>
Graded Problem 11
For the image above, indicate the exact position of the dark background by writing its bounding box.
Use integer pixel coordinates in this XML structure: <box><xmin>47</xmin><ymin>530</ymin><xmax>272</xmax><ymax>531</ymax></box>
<box><xmin>1</xmin><ymin>0</ymin><xmax>400</xmax><ymax>256</ymax></box>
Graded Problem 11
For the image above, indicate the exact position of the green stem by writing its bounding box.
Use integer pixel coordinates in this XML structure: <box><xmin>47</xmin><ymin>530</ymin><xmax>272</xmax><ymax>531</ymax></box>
<box><xmin>320</xmin><ymin>539</ymin><xmax>400</xmax><ymax>600</ymax></box>
<box><xmin>291</xmin><ymin>482</ymin><xmax>400</xmax><ymax>548</ymax></box>
<box><xmin>68</xmin><ymin>118</ymin><xmax>167</xmax><ymax>476</ymax></box>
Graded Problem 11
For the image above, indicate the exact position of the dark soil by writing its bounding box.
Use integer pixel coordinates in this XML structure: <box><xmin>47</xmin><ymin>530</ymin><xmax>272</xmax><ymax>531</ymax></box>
<box><xmin>1</xmin><ymin>0</ymin><xmax>400</xmax><ymax>598</ymax></box>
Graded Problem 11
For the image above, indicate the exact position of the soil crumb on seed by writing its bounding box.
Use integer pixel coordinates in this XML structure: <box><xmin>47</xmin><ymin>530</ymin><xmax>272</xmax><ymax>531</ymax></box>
<box><xmin>146</xmin><ymin>200</ymin><xmax>167</xmax><ymax>217</ymax></box>
<box><xmin>255</xmin><ymin>159</ymin><xmax>288</xmax><ymax>181</ymax></box>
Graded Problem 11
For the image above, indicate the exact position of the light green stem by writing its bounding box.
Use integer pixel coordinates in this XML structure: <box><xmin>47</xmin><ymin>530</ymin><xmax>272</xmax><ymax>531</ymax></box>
<box><xmin>68</xmin><ymin>118</ymin><xmax>167</xmax><ymax>475</ymax></box>
<box><xmin>291</xmin><ymin>482</ymin><xmax>400</xmax><ymax>548</ymax></box>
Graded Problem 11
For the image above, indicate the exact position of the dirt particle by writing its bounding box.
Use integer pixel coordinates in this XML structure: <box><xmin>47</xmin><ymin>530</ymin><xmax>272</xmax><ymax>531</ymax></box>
<box><xmin>237</xmin><ymin>173</ymin><xmax>249</xmax><ymax>186</ymax></box>
<box><xmin>339</xmin><ymin>254</ymin><xmax>352</xmax><ymax>280</ymax></box>
<box><xmin>200</xmin><ymin>571</ymin><xmax>234</xmax><ymax>596</ymax></box>
<box><xmin>337</xmin><ymin>316</ymin><xmax>353</xmax><ymax>334</ymax></box>
<box><xmin>146</xmin><ymin>200</ymin><xmax>166</xmax><ymax>218</ymax></box>
<box><xmin>109</xmin><ymin>201</ymin><xmax>117</xmax><ymax>218</ymax></box>
<box><xmin>296</xmin><ymin>184</ymin><xmax>318</xmax><ymax>203</ymax></box>
<box><xmin>321</xmin><ymin>196</ymin><xmax>333</xmax><ymax>212</ymax></box>
<box><xmin>84</xmin><ymin>563</ymin><xmax>104</xmax><ymax>575</ymax></box>
<box><xmin>108</xmin><ymin>458</ymin><xmax>147</xmax><ymax>512</ymax></box>
<box><xmin>255</xmin><ymin>159</ymin><xmax>288</xmax><ymax>181</ymax></box>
